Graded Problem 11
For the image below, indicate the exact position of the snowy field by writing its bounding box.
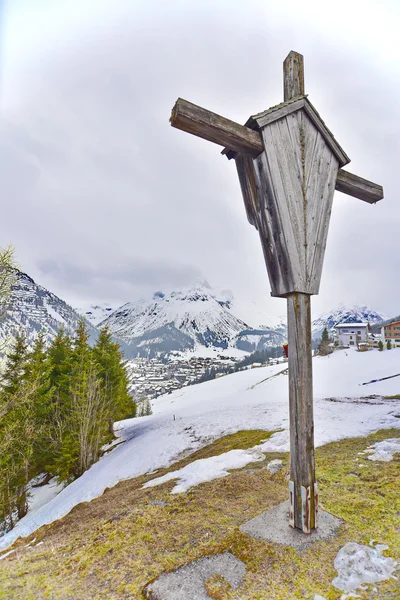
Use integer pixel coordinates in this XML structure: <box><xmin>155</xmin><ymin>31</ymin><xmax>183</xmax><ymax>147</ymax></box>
<box><xmin>1</xmin><ymin>348</ymin><xmax>400</xmax><ymax>551</ymax></box>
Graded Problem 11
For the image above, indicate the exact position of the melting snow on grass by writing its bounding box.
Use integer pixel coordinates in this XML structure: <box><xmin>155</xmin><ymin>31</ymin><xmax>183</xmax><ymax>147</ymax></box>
<box><xmin>332</xmin><ymin>542</ymin><xmax>397</xmax><ymax>598</ymax></box>
<box><xmin>143</xmin><ymin>448</ymin><xmax>265</xmax><ymax>493</ymax></box>
<box><xmin>362</xmin><ymin>438</ymin><xmax>400</xmax><ymax>462</ymax></box>
<box><xmin>1</xmin><ymin>348</ymin><xmax>400</xmax><ymax>551</ymax></box>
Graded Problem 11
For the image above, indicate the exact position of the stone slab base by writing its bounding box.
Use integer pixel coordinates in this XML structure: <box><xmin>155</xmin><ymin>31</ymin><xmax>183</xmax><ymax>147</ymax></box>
<box><xmin>144</xmin><ymin>552</ymin><xmax>246</xmax><ymax>600</ymax></box>
<box><xmin>240</xmin><ymin>500</ymin><xmax>343</xmax><ymax>551</ymax></box>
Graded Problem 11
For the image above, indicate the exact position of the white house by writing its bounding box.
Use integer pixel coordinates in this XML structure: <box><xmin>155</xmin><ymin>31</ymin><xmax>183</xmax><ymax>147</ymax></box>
<box><xmin>334</xmin><ymin>322</ymin><xmax>369</xmax><ymax>347</ymax></box>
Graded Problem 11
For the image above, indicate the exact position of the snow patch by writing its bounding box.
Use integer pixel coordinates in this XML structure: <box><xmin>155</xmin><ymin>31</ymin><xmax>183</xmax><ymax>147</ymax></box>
<box><xmin>43</xmin><ymin>299</ymin><xmax>66</xmax><ymax>325</ymax></box>
<box><xmin>362</xmin><ymin>438</ymin><xmax>400</xmax><ymax>462</ymax></box>
<box><xmin>332</xmin><ymin>542</ymin><xmax>397</xmax><ymax>595</ymax></box>
<box><xmin>28</xmin><ymin>477</ymin><xmax>63</xmax><ymax>517</ymax></box>
<box><xmin>143</xmin><ymin>447</ymin><xmax>265</xmax><ymax>493</ymax></box>
<box><xmin>0</xmin><ymin>549</ymin><xmax>15</xmax><ymax>560</ymax></box>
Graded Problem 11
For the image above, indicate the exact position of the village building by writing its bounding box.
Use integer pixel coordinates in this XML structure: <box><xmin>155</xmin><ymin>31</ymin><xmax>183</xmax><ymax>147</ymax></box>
<box><xmin>381</xmin><ymin>321</ymin><xmax>400</xmax><ymax>347</ymax></box>
<box><xmin>334</xmin><ymin>322</ymin><xmax>369</xmax><ymax>346</ymax></box>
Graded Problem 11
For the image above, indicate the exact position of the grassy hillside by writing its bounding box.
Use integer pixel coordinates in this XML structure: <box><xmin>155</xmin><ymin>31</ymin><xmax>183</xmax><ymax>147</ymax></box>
<box><xmin>0</xmin><ymin>427</ymin><xmax>399</xmax><ymax>599</ymax></box>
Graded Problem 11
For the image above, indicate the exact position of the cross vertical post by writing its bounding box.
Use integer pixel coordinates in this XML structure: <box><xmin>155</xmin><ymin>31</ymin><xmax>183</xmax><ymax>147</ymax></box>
<box><xmin>283</xmin><ymin>52</ymin><xmax>317</xmax><ymax>532</ymax></box>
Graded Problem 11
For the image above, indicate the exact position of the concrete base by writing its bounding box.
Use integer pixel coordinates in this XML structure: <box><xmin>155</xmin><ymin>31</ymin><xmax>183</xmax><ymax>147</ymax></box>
<box><xmin>144</xmin><ymin>552</ymin><xmax>246</xmax><ymax>600</ymax></box>
<box><xmin>240</xmin><ymin>500</ymin><xmax>343</xmax><ymax>551</ymax></box>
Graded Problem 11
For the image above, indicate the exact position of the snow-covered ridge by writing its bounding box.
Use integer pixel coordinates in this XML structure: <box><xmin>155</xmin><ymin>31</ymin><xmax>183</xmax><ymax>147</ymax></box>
<box><xmin>99</xmin><ymin>283</ymin><xmax>249</xmax><ymax>353</ymax></box>
<box><xmin>75</xmin><ymin>303</ymin><xmax>116</xmax><ymax>326</ymax></box>
<box><xmin>0</xmin><ymin>271</ymin><xmax>99</xmax><ymax>347</ymax></box>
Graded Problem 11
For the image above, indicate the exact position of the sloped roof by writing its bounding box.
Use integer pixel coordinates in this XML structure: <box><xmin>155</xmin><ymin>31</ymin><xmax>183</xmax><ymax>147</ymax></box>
<box><xmin>245</xmin><ymin>96</ymin><xmax>350</xmax><ymax>168</ymax></box>
<box><xmin>335</xmin><ymin>323</ymin><xmax>368</xmax><ymax>328</ymax></box>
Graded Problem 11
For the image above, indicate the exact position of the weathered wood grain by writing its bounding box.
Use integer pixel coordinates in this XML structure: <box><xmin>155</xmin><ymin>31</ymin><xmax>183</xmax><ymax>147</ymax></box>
<box><xmin>169</xmin><ymin>97</ymin><xmax>382</xmax><ymax>204</ymax></box>
<box><xmin>253</xmin><ymin>97</ymin><xmax>349</xmax><ymax>167</ymax></box>
<box><xmin>302</xmin><ymin>100</ymin><xmax>350</xmax><ymax>167</ymax></box>
<box><xmin>283</xmin><ymin>52</ymin><xmax>316</xmax><ymax>533</ymax></box>
<box><xmin>234</xmin><ymin>154</ymin><xmax>259</xmax><ymax>229</ymax></box>
<box><xmin>284</xmin><ymin>51</ymin><xmax>305</xmax><ymax>101</ymax></box>
<box><xmin>170</xmin><ymin>98</ymin><xmax>263</xmax><ymax>156</ymax></box>
<box><xmin>253</xmin><ymin>144</ymin><xmax>298</xmax><ymax>297</ymax></box>
<box><xmin>335</xmin><ymin>169</ymin><xmax>384</xmax><ymax>203</ymax></box>
<box><xmin>251</xmin><ymin>97</ymin><xmax>305</xmax><ymax>129</ymax></box>
<box><xmin>287</xmin><ymin>292</ymin><xmax>316</xmax><ymax>531</ymax></box>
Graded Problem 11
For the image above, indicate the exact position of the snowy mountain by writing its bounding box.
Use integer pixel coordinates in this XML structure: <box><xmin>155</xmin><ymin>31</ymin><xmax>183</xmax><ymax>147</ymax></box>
<box><xmin>0</xmin><ymin>270</ymin><xmax>99</xmax><ymax>348</ymax></box>
<box><xmin>99</xmin><ymin>283</ymin><xmax>250</xmax><ymax>355</ymax></box>
<box><xmin>76</xmin><ymin>303</ymin><xmax>116</xmax><ymax>326</ymax></box>
<box><xmin>312</xmin><ymin>305</ymin><xmax>386</xmax><ymax>341</ymax></box>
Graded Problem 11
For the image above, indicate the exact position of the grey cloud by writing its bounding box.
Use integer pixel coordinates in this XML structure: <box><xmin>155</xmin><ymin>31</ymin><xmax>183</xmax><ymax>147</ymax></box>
<box><xmin>1</xmin><ymin>1</ymin><xmax>399</xmax><ymax>318</ymax></box>
<box><xmin>37</xmin><ymin>257</ymin><xmax>202</xmax><ymax>304</ymax></box>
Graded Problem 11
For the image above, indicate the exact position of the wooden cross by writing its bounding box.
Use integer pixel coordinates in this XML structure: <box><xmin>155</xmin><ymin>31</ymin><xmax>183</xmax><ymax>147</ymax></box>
<box><xmin>169</xmin><ymin>51</ymin><xmax>383</xmax><ymax>533</ymax></box>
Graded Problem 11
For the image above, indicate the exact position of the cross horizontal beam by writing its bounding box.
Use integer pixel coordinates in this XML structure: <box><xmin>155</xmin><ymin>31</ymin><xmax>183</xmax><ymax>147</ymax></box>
<box><xmin>170</xmin><ymin>98</ymin><xmax>383</xmax><ymax>204</ymax></box>
<box><xmin>170</xmin><ymin>98</ymin><xmax>263</xmax><ymax>157</ymax></box>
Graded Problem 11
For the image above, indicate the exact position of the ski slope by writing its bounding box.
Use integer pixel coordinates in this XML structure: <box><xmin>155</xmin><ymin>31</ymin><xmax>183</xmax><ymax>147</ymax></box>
<box><xmin>1</xmin><ymin>348</ymin><xmax>400</xmax><ymax>552</ymax></box>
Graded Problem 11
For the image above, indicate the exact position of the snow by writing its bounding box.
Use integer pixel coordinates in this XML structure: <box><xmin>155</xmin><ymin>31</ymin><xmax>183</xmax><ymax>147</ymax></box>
<box><xmin>143</xmin><ymin>447</ymin><xmax>265</xmax><ymax>493</ymax></box>
<box><xmin>1</xmin><ymin>347</ymin><xmax>400</xmax><ymax>551</ymax></box>
<box><xmin>100</xmin><ymin>283</ymin><xmax>248</xmax><ymax>345</ymax></box>
<box><xmin>75</xmin><ymin>303</ymin><xmax>116</xmax><ymax>326</ymax></box>
<box><xmin>43</xmin><ymin>299</ymin><xmax>66</xmax><ymax>325</ymax></box>
<box><xmin>362</xmin><ymin>438</ymin><xmax>400</xmax><ymax>462</ymax></box>
<box><xmin>177</xmin><ymin>345</ymin><xmax>248</xmax><ymax>360</ymax></box>
<box><xmin>332</xmin><ymin>542</ymin><xmax>397</xmax><ymax>595</ymax></box>
<box><xmin>0</xmin><ymin>549</ymin><xmax>15</xmax><ymax>560</ymax></box>
<box><xmin>27</xmin><ymin>477</ymin><xmax>63</xmax><ymax>517</ymax></box>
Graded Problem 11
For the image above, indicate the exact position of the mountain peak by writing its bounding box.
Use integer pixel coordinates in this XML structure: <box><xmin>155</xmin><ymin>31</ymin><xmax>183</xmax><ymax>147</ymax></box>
<box><xmin>99</xmin><ymin>283</ymin><xmax>247</xmax><ymax>354</ymax></box>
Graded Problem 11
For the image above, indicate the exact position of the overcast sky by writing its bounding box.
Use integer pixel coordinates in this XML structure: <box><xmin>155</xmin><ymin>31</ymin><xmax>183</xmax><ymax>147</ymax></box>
<box><xmin>0</xmin><ymin>0</ymin><xmax>399</xmax><ymax>322</ymax></box>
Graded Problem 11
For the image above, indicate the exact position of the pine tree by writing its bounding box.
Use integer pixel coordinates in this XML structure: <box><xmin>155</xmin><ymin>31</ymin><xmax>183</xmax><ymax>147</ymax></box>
<box><xmin>0</xmin><ymin>332</ymin><xmax>36</xmax><ymax>527</ymax></box>
<box><xmin>1</xmin><ymin>331</ymin><xmax>28</xmax><ymax>396</ymax></box>
<box><xmin>44</xmin><ymin>327</ymin><xmax>72</xmax><ymax>477</ymax></box>
<box><xmin>25</xmin><ymin>333</ymin><xmax>54</xmax><ymax>475</ymax></box>
<box><xmin>378</xmin><ymin>340</ymin><xmax>384</xmax><ymax>351</ymax></box>
<box><xmin>318</xmin><ymin>327</ymin><xmax>331</xmax><ymax>356</ymax></box>
<box><xmin>51</xmin><ymin>321</ymin><xmax>109</xmax><ymax>482</ymax></box>
<box><xmin>387</xmin><ymin>339</ymin><xmax>392</xmax><ymax>350</ymax></box>
<box><xmin>93</xmin><ymin>326</ymin><xmax>135</xmax><ymax>435</ymax></box>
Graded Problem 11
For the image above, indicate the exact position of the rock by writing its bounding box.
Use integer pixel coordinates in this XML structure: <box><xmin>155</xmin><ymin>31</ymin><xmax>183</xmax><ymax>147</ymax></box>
<box><xmin>265</xmin><ymin>459</ymin><xmax>283</xmax><ymax>474</ymax></box>
<box><xmin>148</xmin><ymin>500</ymin><xmax>169</xmax><ymax>507</ymax></box>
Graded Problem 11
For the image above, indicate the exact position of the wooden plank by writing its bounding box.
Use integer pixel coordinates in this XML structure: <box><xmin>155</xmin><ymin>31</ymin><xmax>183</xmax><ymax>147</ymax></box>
<box><xmin>253</xmin><ymin>151</ymin><xmax>295</xmax><ymax>296</ymax></box>
<box><xmin>335</xmin><ymin>169</ymin><xmax>383</xmax><ymax>203</ymax></box>
<box><xmin>287</xmin><ymin>292</ymin><xmax>316</xmax><ymax>531</ymax></box>
<box><xmin>170</xmin><ymin>98</ymin><xmax>263</xmax><ymax>156</ymax></box>
<box><xmin>258</xmin><ymin>122</ymin><xmax>304</xmax><ymax>295</ymax></box>
<box><xmin>306</xmin><ymin>139</ymin><xmax>339</xmax><ymax>294</ymax></box>
<box><xmin>303</xmin><ymin>99</ymin><xmax>350</xmax><ymax>167</ymax></box>
<box><xmin>273</xmin><ymin>116</ymin><xmax>306</xmax><ymax>280</ymax></box>
<box><xmin>234</xmin><ymin>154</ymin><xmax>259</xmax><ymax>229</ymax></box>
<box><xmin>284</xmin><ymin>51</ymin><xmax>305</xmax><ymax>101</ymax></box>
<box><xmin>252</xmin><ymin>97</ymin><xmax>306</xmax><ymax>129</ymax></box>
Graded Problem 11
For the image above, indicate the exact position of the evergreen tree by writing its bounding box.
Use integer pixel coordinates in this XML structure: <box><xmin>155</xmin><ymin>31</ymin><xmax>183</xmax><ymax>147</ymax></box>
<box><xmin>93</xmin><ymin>326</ymin><xmax>135</xmax><ymax>435</ymax></box>
<box><xmin>26</xmin><ymin>333</ymin><xmax>54</xmax><ymax>474</ymax></box>
<box><xmin>387</xmin><ymin>339</ymin><xmax>392</xmax><ymax>350</ymax></box>
<box><xmin>0</xmin><ymin>332</ymin><xmax>36</xmax><ymax>526</ymax></box>
<box><xmin>1</xmin><ymin>331</ymin><xmax>28</xmax><ymax>396</ymax></box>
<box><xmin>44</xmin><ymin>327</ymin><xmax>72</xmax><ymax>477</ymax></box>
<box><xmin>378</xmin><ymin>340</ymin><xmax>384</xmax><ymax>351</ymax></box>
<box><xmin>318</xmin><ymin>328</ymin><xmax>331</xmax><ymax>356</ymax></box>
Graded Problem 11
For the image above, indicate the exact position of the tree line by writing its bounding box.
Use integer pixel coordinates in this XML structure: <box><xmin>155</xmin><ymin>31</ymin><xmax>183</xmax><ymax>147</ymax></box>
<box><xmin>0</xmin><ymin>322</ymin><xmax>135</xmax><ymax>534</ymax></box>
